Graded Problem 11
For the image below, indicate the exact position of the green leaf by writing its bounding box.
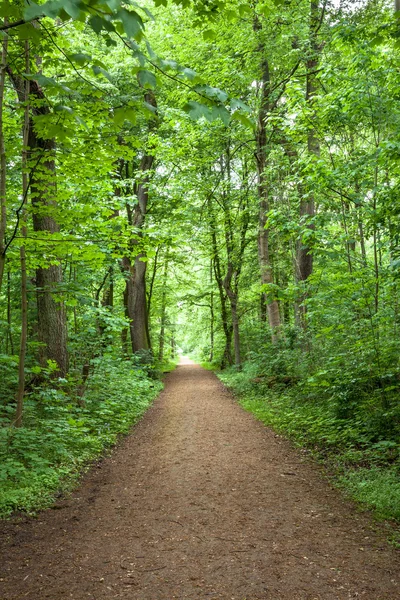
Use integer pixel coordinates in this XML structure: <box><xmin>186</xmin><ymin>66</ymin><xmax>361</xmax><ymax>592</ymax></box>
<box><xmin>24</xmin><ymin>73</ymin><xmax>72</xmax><ymax>93</ymax></box>
<box><xmin>203</xmin><ymin>29</ymin><xmax>216</xmax><ymax>41</ymax></box>
<box><xmin>24</xmin><ymin>0</ymin><xmax>62</xmax><ymax>20</ymax></box>
<box><xmin>231</xmin><ymin>111</ymin><xmax>255</xmax><ymax>129</ymax></box>
<box><xmin>230</xmin><ymin>98</ymin><xmax>251</xmax><ymax>112</ymax></box>
<box><xmin>113</xmin><ymin>107</ymin><xmax>137</xmax><ymax>125</ymax></box>
<box><xmin>0</xmin><ymin>3</ymin><xmax>19</xmax><ymax>19</ymax></box>
<box><xmin>225</xmin><ymin>9</ymin><xmax>239</xmax><ymax>21</ymax></box>
<box><xmin>199</xmin><ymin>85</ymin><xmax>228</xmax><ymax>103</ymax></box>
<box><xmin>62</xmin><ymin>0</ymin><xmax>82</xmax><ymax>19</ymax></box>
<box><xmin>53</xmin><ymin>104</ymin><xmax>74</xmax><ymax>114</ymax></box>
<box><xmin>23</xmin><ymin>2</ymin><xmax>43</xmax><ymax>20</ymax></box>
<box><xmin>258</xmin><ymin>3</ymin><xmax>272</xmax><ymax>17</ymax></box>
<box><xmin>160</xmin><ymin>58</ymin><xmax>179</xmax><ymax>71</ymax></box>
<box><xmin>92</xmin><ymin>65</ymin><xmax>113</xmax><ymax>83</ymax></box>
<box><xmin>181</xmin><ymin>67</ymin><xmax>198</xmax><ymax>81</ymax></box>
<box><xmin>68</xmin><ymin>52</ymin><xmax>92</xmax><ymax>66</ymax></box>
<box><xmin>105</xmin><ymin>0</ymin><xmax>122</xmax><ymax>10</ymax></box>
<box><xmin>89</xmin><ymin>15</ymin><xmax>104</xmax><ymax>34</ymax></box>
<box><xmin>183</xmin><ymin>101</ymin><xmax>210</xmax><ymax>121</ymax></box>
<box><xmin>238</xmin><ymin>4</ymin><xmax>252</xmax><ymax>16</ymax></box>
<box><xmin>41</xmin><ymin>0</ymin><xmax>64</xmax><ymax>18</ymax></box>
<box><xmin>137</xmin><ymin>69</ymin><xmax>157</xmax><ymax>89</ymax></box>
<box><xmin>117</xmin><ymin>8</ymin><xmax>144</xmax><ymax>39</ymax></box>
<box><xmin>74</xmin><ymin>115</ymin><xmax>88</xmax><ymax>129</ymax></box>
<box><xmin>16</xmin><ymin>23</ymin><xmax>42</xmax><ymax>42</ymax></box>
<box><xmin>209</xmin><ymin>105</ymin><xmax>230</xmax><ymax>126</ymax></box>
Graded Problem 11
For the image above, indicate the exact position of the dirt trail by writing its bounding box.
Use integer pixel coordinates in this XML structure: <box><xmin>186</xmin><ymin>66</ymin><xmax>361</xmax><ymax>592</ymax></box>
<box><xmin>1</xmin><ymin>361</ymin><xmax>399</xmax><ymax>600</ymax></box>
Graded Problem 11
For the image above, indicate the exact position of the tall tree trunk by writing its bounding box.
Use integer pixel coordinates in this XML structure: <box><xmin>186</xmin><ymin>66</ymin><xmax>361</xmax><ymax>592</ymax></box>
<box><xmin>158</xmin><ymin>254</ymin><xmax>169</xmax><ymax>362</ymax></box>
<box><xmin>221</xmin><ymin>148</ymin><xmax>249</xmax><ymax>369</ymax></box>
<box><xmin>224</xmin><ymin>273</ymin><xmax>241</xmax><ymax>367</ymax></box>
<box><xmin>123</xmin><ymin>92</ymin><xmax>157</xmax><ymax>355</ymax></box>
<box><xmin>102</xmin><ymin>266</ymin><xmax>114</xmax><ymax>309</ymax></box>
<box><xmin>209</xmin><ymin>260</ymin><xmax>214</xmax><ymax>362</ymax></box>
<box><xmin>6</xmin><ymin>268</ymin><xmax>14</xmax><ymax>354</ymax></box>
<box><xmin>15</xmin><ymin>42</ymin><xmax>29</xmax><ymax>428</ymax></box>
<box><xmin>254</xmin><ymin>17</ymin><xmax>281</xmax><ymax>342</ymax></box>
<box><xmin>295</xmin><ymin>0</ymin><xmax>321</xmax><ymax>324</ymax></box>
<box><xmin>0</xmin><ymin>21</ymin><xmax>8</xmax><ymax>293</ymax></box>
<box><xmin>7</xmin><ymin>66</ymin><xmax>68</xmax><ymax>375</ymax></box>
<box><xmin>147</xmin><ymin>245</ymin><xmax>160</xmax><ymax>315</ymax></box>
<box><xmin>209</xmin><ymin>206</ymin><xmax>233</xmax><ymax>368</ymax></box>
<box><xmin>30</xmin><ymin>107</ymin><xmax>68</xmax><ymax>375</ymax></box>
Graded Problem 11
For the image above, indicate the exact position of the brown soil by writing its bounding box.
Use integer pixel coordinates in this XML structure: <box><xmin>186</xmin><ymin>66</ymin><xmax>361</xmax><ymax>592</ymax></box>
<box><xmin>1</xmin><ymin>361</ymin><xmax>399</xmax><ymax>600</ymax></box>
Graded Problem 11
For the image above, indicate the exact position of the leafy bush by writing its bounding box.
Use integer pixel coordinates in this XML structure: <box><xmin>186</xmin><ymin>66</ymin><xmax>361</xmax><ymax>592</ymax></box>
<box><xmin>0</xmin><ymin>356</ymin><xmax>162</xmax><ymax>517</ymax></box>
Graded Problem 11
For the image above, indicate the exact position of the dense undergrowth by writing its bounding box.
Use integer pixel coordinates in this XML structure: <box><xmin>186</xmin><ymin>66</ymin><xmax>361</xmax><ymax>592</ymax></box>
<box><xmin>0</xmin><ymin>356</ymin><xmax>164</xmax><ymax>518</ymax></box>
<box><xmin>212</xmin><ymin>344</ymin><xmax>400</xmax><ymax>526</ymax></box>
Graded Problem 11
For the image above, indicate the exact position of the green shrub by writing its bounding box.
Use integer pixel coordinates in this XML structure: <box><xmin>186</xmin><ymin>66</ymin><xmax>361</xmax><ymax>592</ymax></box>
<box><xmin>0</xmin><ymin>356</ymin><xmax>162</xmax><ymax>517</ymax></box>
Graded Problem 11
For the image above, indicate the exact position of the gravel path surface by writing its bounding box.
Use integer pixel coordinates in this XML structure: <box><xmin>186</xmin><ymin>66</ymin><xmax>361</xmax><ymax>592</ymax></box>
<box><xmin>1</xmin><ymin>360</ymin><xmax>399</xmax><ymax>599</ymax></box>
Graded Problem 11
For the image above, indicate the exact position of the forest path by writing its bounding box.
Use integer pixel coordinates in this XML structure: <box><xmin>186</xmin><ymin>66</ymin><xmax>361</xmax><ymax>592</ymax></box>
<box><xmin>1</xmin><ymin>361</ymin><xmax>399</xmax><ymax>600</ymax></box>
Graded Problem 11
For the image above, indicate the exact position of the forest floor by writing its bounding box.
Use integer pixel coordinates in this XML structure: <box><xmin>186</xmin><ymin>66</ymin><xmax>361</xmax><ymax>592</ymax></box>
<box><xmin>1</xmin><ymin>360</ymin><xmax>400</xmax><ymax>600</ymax></box>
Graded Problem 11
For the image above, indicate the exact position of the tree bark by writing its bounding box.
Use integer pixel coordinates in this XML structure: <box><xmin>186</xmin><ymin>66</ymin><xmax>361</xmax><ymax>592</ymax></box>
<box><xmin>122</xmin><ymin>92</ymin><xmax>157</xmax><ymax>355</ymax></box>
<box><xmin>6</xmin><ymin>269</ymin><xmax>14</xmax><ymax>354</ymax></box>
<box><xmin>209</xmin><ymin>201</ymin><xmax>233</xmax><ymax>369</ymax></box>
<box><xmin>293</xmin><ymin>0</ymin><xmax>322</xmax><ymax>329</ymax></box>
<box><xmin>221</xmin><ymin>148</ymin><xmax>249</xmax><ymax>369</ymax></box>
<box><xmin>223</xmin><ymin>270</ymin><xmax>241</xmax><ymax>367</ymax></box>
<box><xmin>211</xmin><ymin>232</ymin><xmax>233</xmax><ymax>368</ymax></box>
<box><xmin>295</xmin><ymin>0</ymin><xmax>321</xmax><ymax>286</ymax></box>
<box><xmin>7</xmin><ymin>65</ymin><xmax>68</xmax><ymax>375</ymax></box>
<box><xmin>124</xmin><ymin>155</ymin><xmax>154</xmax><ymax>354</ymax></box>
<box><xmin>158</xmin><ymin>254</ymin><xmax>169</xmax><ymax>362</ymax></box>
<box><xmin>254</xmin><ymin>17</ymin><xmax>281</xmax><ymax>342</ymax></box>
<box><xmin>0</xmin><ymin>21</ymin><xmax>8</xmax><ymax>293</ymax></box>
<box><xmin>15</xmin><ymin>42</ymin><xmax>29</xmax><ymax>428</ymax></box>
<box><xmin>209</xmin><ymin>260</ymin><xmax>214</xmax><ymax>362</ymax></box>
<box><xmin>147</xmin><ymin>245</ymin><xmax>160</xmax><ymax>315</ymax></box>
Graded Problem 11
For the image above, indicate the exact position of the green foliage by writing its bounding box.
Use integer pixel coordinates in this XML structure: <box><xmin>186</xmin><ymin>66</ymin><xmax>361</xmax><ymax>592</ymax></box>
<box><xmin>1</xmin><ymin>0</ymin><xmax>400</xmax><ymax>528</ymax></box>
<box><xmin>0</xmin><ymin>357</ymin><xmax>162</xmax><ymax>517</ymax></box>
<box><xmin>338</xmin><ymin>468</ymin><xmax>400</xmax><ymax>522</ymax></box>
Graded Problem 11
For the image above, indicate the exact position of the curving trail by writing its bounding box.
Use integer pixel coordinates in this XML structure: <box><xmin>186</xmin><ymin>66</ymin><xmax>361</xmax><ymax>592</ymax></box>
<box><xmin>1</xmin><ymin>361</ymin><xmax>399</xmax><ymax>599</ymax></box>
